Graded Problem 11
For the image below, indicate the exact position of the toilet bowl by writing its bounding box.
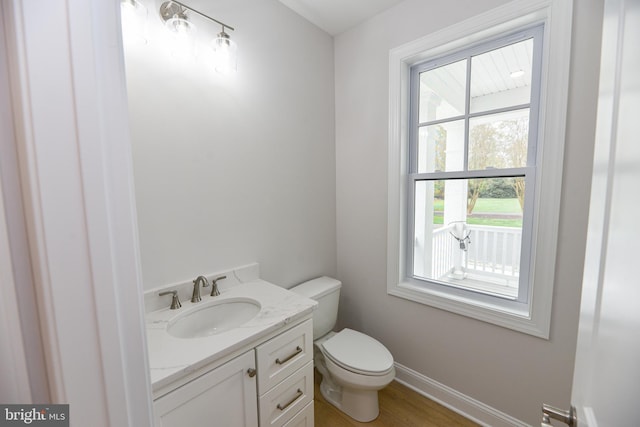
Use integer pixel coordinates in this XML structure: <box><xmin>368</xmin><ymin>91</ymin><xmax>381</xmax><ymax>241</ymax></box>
<box><xmin>290</xmin><ymin>277</ymin><xmax>395</xmax><ymax>422</ymax></box>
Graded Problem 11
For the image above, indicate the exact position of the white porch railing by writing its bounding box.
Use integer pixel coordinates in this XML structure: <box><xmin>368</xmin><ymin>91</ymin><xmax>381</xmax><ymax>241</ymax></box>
<box><xmin>431</xmin><ymin>225</ymin><xmax>455</xmax><ymax>279</ymax></box>
<box><xmin>431</xmin><ymin>224</ymin><xmax>522</xmax><ymax>281</ymax></box>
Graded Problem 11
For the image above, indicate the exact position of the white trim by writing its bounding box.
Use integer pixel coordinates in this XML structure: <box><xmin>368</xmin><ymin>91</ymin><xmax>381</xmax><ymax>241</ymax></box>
<box><xmin>394</xmin><ymin>363</ymin><xmax>529</xmax><ymax>427</ymax></box>
<box><xmin>4</xmin><ymin>0</ymin><xmax>67</xmax><ymax>401</ymax></box>
<box><xmin>0</xmin><ymin>2</ymin><xmax>50</xmax><ymax>402</ymax></box>
<box><xmin>387</xmin><ymin>0</ymin><xmax>573</xmax><ymax>338</ymax></box>
<box><xmin>5</xmin><ymin>0</ymin><xmax>153</xmax><ymax>425</ymax></box>
<box><xmin>0</xmin><ymin>3</ymin><xmax>33</xmax><ymax>402</ymax></box>
<box><xmin>0</xmin><ymin>162</ymin><xmax>31</xmax><ymax>403</ymax></box>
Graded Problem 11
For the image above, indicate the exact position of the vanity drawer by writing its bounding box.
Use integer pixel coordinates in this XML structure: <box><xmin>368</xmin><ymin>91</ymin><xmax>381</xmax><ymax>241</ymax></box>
<box><xmin>256</xmin><ymin>319</ymin><xmax>313</xmax><ymax>393</ymax></box>
<box><xmin>282</xmin><ymin>401</ymin><xmax>314</xmax><ymax>427</ymax></box>
<box><xmin>259</xmin><ymin>361</ymin><xmax>313</xmax><ymax>427</ymax></box>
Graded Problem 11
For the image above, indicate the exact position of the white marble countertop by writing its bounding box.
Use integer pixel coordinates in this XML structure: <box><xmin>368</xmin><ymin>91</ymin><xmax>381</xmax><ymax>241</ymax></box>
<box><xmin>146</xmin><ymin>279</ymin><xmax>316</xmax><ymax>392</ymax></box>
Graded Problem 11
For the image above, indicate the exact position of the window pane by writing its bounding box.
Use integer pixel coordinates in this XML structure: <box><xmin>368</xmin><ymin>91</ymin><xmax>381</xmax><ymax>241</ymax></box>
<box><xmin>417</xmin><ymin>120</ymin><xmax>465</xmax><ymax>173</ymax></box>
<box><xmin>413</xmin><ymin>177</ymin><xmax>524</xmax><ymax>299</ymax></box>
<box><xmin>468</xmin><ymin>109</ymin><xmax>529</xmax><ymax>170</ymax></box>
<box><xmin>470</xmin><ymin>38</ymin><xmax>533</xmax><ymax>113</ymax></box>
<box><xmin>418</xmin><ymin>59</ymin><xmax>467</xmax><ymax>123</ymax></box>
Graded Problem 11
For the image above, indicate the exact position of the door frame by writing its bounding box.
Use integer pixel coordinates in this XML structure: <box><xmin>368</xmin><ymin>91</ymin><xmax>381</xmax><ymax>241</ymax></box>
<box><xmin>570</xmin><ymin>0</ymin><xmax>639</xmax><ymax>425</ymax></box>
<box><xmin>2</xmin><ymin>0</ymin><xmax>153</xmax><ymax>425</ymax></box>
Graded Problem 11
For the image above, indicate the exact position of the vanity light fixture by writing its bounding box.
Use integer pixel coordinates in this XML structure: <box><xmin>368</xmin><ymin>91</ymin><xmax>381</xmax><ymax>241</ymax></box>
<box><xmin>159</xmin><ymin>0</ymin><xmax>237</xmax><ymax>73</ymax></box>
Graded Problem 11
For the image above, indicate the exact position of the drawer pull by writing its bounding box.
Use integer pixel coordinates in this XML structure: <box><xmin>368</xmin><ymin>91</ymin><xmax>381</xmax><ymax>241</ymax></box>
<box><xmin>247</xmin><ymin>368</ymin><xmax>256</xmax><ymax>378</ymax></box>
<box><xmin>276</xmin><ymin>388</ymin><xmax>303</xmax><ymax>411</ymax></box>
<box><xmin>275</xmin><ymin>346</ymin><xmax>302</xmax><ymax>365</ymax></box>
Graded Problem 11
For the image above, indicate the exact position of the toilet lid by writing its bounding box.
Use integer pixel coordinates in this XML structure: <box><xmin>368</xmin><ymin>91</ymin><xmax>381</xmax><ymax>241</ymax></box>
<box><xmin>321</xmin><ymin>329</ymin><xmax>394</xmax><ymax>375</ymax></box>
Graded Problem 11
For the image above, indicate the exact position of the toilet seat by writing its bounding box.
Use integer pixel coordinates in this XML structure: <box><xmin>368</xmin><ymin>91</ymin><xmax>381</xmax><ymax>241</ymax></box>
<box><xmin>321</xmin><ymin>328</ymin><xmax>394</xmax><ymax>376</ymax></box>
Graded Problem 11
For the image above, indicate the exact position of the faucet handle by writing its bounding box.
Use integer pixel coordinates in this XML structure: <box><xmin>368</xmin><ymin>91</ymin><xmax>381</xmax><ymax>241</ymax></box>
<box><xmin>159</xmin><ymin>290</ymin><xmax>182</xmax><ymax>310</ymax></box>
<box><xmin>210</xmin><ymin>275</ymin><xmax>227</xmax><ymax>297</ymax></box>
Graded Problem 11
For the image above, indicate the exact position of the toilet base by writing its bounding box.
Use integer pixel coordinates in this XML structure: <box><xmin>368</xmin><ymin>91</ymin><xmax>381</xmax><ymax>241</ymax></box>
<box><xmin>318</xmin><ymin>373</ymin><xmax>380</xmax><ymax>422</ymax></box>
<box><xmin>320</xmin><ymin>376</ymin><xmax>380</xmax><ymax>422</ymax></box>
<box><xmin>313</xmin><ymin>332</ymin><xmax>393</xmax><ymax>423</ymax></box>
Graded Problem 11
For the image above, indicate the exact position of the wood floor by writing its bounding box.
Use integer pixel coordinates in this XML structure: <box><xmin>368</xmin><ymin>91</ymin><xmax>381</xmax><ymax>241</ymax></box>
<box><xmin>313</xmin><ymin>370</ymin><xmax>479</xmax><ymax>427</ymax></box>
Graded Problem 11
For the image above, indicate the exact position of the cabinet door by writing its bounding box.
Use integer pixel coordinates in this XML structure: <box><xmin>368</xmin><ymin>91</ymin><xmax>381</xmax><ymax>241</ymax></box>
<box><xmin>154</xmin><ymin>350</ymin><xmax>258</xmax><ymax>427</ymax></box>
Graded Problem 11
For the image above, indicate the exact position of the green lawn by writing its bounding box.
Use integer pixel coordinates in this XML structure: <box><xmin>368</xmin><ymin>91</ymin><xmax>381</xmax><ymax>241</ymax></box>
<box><xmin>472</xmin><ymin>198</ymin><xmax>521</xmax><ymax>213</ymax></box>
<box><xmin>433</xmin><ymin>214</ymin><xmax>522</xmax><ymax>227</ymax></box>
<box><xmin>467</xmin><ymin>217</ymin><xmax>522</xmax><ymax>227</ymax></box>
<box><xmin>432</xmin><ymin>198</ymin><xmax>523</xmax><ymax>227</ymax></box>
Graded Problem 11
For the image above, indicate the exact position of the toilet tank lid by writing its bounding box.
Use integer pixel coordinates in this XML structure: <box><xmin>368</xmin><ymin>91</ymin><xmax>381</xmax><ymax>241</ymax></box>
<box><xmin>291</xmin><ymin>276</ymin><xmax>341</xmax><ymax>299</ymax></box>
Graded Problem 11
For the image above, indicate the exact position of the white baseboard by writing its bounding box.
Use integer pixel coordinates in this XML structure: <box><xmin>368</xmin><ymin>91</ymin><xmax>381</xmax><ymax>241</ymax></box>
<box><xmin>393</xmin><ymin>363</ymin><xmax>530</xmax><ymax>427</ymax></box>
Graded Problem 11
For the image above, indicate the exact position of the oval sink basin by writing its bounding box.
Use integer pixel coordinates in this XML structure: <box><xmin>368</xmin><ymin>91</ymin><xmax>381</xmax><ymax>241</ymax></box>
<box><xmin>167</xmin><ymin>298</ymin><xmax>261</xmax><ymax>339</ymax></box>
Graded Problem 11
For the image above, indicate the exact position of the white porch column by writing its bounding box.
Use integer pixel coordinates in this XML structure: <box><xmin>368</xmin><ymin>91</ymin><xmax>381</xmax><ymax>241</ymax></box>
<box><xmin>413</xmin><ymin>93</ymin><xmax>439</xmax><ymax>277</ymax></box>
<box><xmin>443</xmin><ymin>125</ymin><xmax>467</xmax><ymax>278</ymax></box>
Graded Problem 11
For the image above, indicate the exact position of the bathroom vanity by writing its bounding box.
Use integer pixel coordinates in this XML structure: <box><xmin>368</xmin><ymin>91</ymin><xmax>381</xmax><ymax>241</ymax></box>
<box><xmin>145</xmin><ymin>270</ymin><xmax>317</xmax><ymax>427</ymax></box>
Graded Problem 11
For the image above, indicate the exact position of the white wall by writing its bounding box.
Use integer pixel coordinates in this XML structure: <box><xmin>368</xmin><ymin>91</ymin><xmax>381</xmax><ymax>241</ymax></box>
<box><xmin>334</xmin><ymin>0</ymin><xmax>603</xmax><ymax>425</ymax></box>
<box><xmin>124</xmin><ymin>0</ymin><xmax>336</xmax><ymax>290</ymax></box>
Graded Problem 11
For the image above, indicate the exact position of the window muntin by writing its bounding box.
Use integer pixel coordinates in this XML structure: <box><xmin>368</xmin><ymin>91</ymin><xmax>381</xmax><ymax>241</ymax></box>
<box><xmin>408</xmin><ymin>26</ymin><xmax>542</xmax><ymax>305</ymax></box>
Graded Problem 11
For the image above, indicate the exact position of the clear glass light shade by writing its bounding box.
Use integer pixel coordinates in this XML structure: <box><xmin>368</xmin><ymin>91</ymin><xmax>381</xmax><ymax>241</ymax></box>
<box><xmin>211</xmin><ymin>33</ymin><xmax>238</xmax><ymax>74</ymax></box>
<box><xmin>165</xmin><ymin>15</ymin><xmax>197</xmax><ymax>36</ymax></box>
<box><xmin>121</xmin><ymin>0</ymin><xmax>146</xmax><ymax>19</ymax></box>
<box><xmin>164</xmin><ymin>15</ymin><xmax>197</xmax><ymax>60</ymax></box>
<box><xmin>120</xmin><ymin>0</ymin><xmax>148</xmax><ymax>44</ymax></box>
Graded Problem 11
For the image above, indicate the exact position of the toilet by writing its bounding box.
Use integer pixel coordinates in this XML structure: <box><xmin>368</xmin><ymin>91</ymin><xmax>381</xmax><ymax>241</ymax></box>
<box><xmin>290</xmin><ymin>277</ymin><xmax>395</xmax><ymax>422</ymax></box>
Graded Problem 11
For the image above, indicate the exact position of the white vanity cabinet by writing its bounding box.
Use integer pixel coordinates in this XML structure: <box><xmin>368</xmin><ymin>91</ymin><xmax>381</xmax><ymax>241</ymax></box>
<box><xmin>153</xmin><ymin>350</ymin><xmax>258</xmax><ymax>427</ymax></box>
<box><xmin>152</xmin><ymin>318</ymin><xmax>314</xmax><ymax>427</ymax></box>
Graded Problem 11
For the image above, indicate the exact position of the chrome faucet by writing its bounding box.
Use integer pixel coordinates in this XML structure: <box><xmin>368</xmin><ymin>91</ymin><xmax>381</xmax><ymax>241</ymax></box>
<box><xmin>191</xmin><ymin>276</ymin><xmax>210</xmax><ymax>303</ymax></box>
<box><xmin>159</xmin><ymin>290</ymin><xmax>181</xmax><ymax>310</ymax></box>
<box><xmin>210</xmin><ymin>275</ymin><xmax>226</xmax><ymax>296</ymax></box>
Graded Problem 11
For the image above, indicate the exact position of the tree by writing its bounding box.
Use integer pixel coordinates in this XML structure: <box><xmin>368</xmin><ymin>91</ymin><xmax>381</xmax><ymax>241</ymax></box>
<box><xmin>433</xmin><ymin>125</ymin><xmax>447</xmax><ymax>199</ymax></box>
<box><xmin>433</xmin><ymin>125</ymin><xmax>447</xmax><ymax>172</ymax></box>
<box><xmin>467</xmin><ymin>123</ymin><xmax>500</xmax><ymax>214</ymax></box>
<box><xmin>497</xmin><ymin>118</ymin><xmax>528</xmax><ymax>210</ymax></box>
<box><xmin>480</xmin><ymin>178</ymin><xmax>517</xmax><ymax>198</ymax></box>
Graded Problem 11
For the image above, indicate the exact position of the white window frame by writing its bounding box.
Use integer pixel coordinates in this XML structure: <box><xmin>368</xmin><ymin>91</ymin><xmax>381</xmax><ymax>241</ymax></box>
<box><xmin>387</xmin><ymin>0</ymin><xmax>573</xmax><ymax>338</ymax></box>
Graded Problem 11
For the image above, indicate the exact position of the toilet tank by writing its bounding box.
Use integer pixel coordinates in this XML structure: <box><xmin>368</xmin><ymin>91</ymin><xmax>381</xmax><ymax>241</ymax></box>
<box><xmin>290</xmin><ymin>276</ymin><xmax>341</xmax><ymax>339</ymax></box>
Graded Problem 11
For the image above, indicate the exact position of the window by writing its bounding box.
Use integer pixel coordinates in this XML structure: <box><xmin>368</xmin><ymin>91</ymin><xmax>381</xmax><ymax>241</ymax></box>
<box><xmin>387</xmin><ymin>1</ymin><xmax>573</xmax><ymax>338</ymax></box>
<box><xmin>408</xmin><ymin>27</ymin><xmax>541</xmax><ymax>307</ymax></box>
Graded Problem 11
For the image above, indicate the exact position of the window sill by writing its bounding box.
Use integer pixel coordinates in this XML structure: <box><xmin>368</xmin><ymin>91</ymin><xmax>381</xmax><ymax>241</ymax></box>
<box><xmin>389</xmin><ymin>280</ymin><xmax>548</xmax><ymax>338</ymax></box>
